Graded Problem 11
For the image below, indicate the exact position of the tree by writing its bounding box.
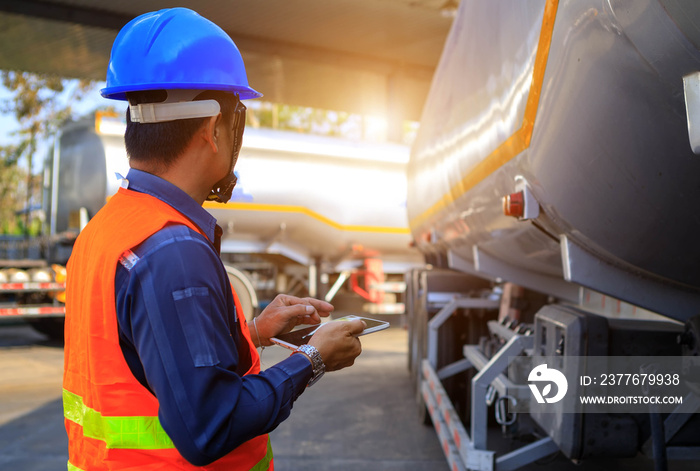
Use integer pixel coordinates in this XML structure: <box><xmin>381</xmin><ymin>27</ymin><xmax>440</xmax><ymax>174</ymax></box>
<box><xmin>0</xmin><ymin>156</ymin><xmax>26</xmax><ymax>234</ymax></box>
<box><xmin>0</xmin><ymin>71</ymin><xmax>97</xmax><ymax>235</ymax></box>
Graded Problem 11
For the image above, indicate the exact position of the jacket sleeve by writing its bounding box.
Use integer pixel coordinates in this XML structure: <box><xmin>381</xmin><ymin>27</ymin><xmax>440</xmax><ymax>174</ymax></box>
<box><xmin>115</xmin><ymin>226</ymin><xmax>312</xmax><ymax>466</ymax></box>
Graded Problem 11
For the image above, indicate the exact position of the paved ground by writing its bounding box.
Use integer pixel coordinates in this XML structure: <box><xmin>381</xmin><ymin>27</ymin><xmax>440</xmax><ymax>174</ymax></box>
<box><xmin>0</xmin><ymin>322</ymin><xmax>66</xmax><ymax>470</ymax></box>
<box><xmin>1</xmin><ymin>320</ymin><xmax>696</xmax><ymax>471</ymax></box>
<box><xmin>0</xmin><ymin>320</ymin><xmax>448</xmax><ymax>470</ymax></box>
<box><xmin>264</xmin><ymin>324</ymin><xmax>449</xmax><ymax>471</ymax></box>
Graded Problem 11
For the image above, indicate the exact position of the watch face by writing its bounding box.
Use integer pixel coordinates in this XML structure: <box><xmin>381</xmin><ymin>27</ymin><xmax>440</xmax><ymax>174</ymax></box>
<box><xmin>301</xmin><ymin>345</ymin><xmax>323</xmax><ymax>369</ymax></box>
<box><xmin>297</xmin><ymin>345</ymin><xmax>324</xmax><ymax>387</ymax></box>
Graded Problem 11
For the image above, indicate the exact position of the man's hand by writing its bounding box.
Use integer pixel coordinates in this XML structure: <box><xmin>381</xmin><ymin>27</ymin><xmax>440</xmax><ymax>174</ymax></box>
<box><xmin>252</xmin><ymin>294</ymin><xmax>333</xmax><ymax>347</ymax></box>
<box><xmin>308</xmin><ymin>318</ymin><xmax>365</xmax><ymax>371</ymax></box>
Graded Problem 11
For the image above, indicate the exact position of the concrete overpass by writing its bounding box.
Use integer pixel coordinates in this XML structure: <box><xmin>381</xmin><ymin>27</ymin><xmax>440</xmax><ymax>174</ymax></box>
<box><xmin>0</xmin><ymin>0</ymin><xmax>457</xmax><ymax>137</ymax></box>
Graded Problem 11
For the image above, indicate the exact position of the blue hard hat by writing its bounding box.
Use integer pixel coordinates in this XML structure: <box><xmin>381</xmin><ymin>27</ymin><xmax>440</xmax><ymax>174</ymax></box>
<box><xmin>101</xmin><ymin>8</ymin><xmax>262</xmax><ymax>101</ymax></box>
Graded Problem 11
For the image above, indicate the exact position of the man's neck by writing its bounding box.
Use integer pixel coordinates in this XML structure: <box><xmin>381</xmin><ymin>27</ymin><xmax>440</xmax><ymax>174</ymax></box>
<box><xmin>130</xmin><ymin>158</ymin><xmax>210</xmax><ymax>205</ymax></box>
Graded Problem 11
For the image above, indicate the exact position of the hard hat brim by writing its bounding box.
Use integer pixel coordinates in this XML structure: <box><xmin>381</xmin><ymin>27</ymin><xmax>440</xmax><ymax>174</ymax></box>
<box><xmin>101</xmin><ymin>83</ymin><xmax>263</xmax><ymax>101</ymax></box>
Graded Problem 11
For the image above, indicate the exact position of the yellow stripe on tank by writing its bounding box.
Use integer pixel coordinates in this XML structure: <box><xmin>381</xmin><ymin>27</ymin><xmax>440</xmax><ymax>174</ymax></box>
<box><xmin>410</xmin><ymin>0</ymin><xmax>560</xmax><ymax>230</ymax></box>
<box><xmin>204</xmin><ymin>201</ymin><xmax>411</xmax><ymax>235</ymax></box>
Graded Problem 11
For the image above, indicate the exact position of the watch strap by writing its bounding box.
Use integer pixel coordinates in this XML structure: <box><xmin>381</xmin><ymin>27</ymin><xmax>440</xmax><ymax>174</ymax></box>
<box><xmin>295</xmin><ymin>344</ymin><xmax>325</xmax><ymax>387</ymax></box>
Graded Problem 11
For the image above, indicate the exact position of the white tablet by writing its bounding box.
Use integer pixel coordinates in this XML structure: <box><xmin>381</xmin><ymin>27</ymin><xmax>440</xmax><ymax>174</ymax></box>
<box><xmin>270</xmin><ymin>315</ymin><xmax>390</xmax><ymax>350</ymax></box>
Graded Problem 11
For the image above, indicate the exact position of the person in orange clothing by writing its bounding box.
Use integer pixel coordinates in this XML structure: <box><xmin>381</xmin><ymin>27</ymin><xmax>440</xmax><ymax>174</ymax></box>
<box><xmin>63</xmin><ymin>7</ymin><xmax>365</xmax><ymax>470</ymax></box>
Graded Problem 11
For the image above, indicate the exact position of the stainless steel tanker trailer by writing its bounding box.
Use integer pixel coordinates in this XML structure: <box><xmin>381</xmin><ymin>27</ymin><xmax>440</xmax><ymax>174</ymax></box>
<box><xmin>0</xmin><ymin>111</ymin><xmax>422</xmax><ymax>337</ymax></box>
<box><xmin>405</xmin><ymin>0</ymin><xmax>700</xmax><ymax>470</ymax></box>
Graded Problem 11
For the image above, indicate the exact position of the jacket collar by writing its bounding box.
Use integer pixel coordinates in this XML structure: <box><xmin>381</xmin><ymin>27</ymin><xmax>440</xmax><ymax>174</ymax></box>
<box><xmin>123</xmin><ymin>168</ymin><xmax>218</xmax><ymax>243</ymax></box>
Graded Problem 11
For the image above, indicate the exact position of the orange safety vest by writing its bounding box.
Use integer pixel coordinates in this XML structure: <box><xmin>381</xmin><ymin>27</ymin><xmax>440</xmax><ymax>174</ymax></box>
<box><xmin>64</xmin><ymin>187</ymin><xmax>272</xmax><ymax>471</ymax></box>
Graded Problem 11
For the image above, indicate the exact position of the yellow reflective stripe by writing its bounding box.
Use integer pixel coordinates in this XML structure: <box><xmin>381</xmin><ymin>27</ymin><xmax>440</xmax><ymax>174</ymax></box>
<box><xmin>251</xmin><ymin>436</ymin><xmax>274</xmax><ymax>471</ymax></box>
<box><xmin>65</xmin><ymin>389</ymin><xmax>273</xmax><ymax>469</ymax></box>
<box><xmin>203</xmin><ymin>201</ymin><xmax>410</xmax><ymax>234</ymax></box>
<box><xmin>410</xmin><ymin>0</ymin><xmax>560</xmax><ymax>229</ymax></box>
<box><xmin>63</xmin><ymin>389</ymin><xmax>174</xmax><ymax>450</ymax></box>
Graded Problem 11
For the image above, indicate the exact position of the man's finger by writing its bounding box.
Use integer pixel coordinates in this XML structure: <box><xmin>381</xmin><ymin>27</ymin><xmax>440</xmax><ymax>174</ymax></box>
<box><xmin>279</xmin><ymin>303</ymin><xmax>313</xmax><ymax>318</ymax></box>
<box><xmin>276</xmin><ymin>295</ymin><xmax>330</xmax><ymax>314</ymax></box>
<box><xmin>346</xmin><ymin>319</ymin><xmax>367</xmax><ymax>335</ymax></box>
<box><xmin>304</xmin><ymin>297</ymin><xmax>334</xmax><ymax>313</ymax></box>
<box><xmin>276</xmin><ymin>294</ymin><xmax>304</xmax><ymax>306</ymax></box>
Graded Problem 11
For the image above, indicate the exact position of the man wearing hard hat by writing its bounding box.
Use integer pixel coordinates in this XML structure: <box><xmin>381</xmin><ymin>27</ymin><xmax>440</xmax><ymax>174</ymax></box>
<box><xmin>63</xmin><ymin>8</ymin><xmax>365</xmax><ymax>470</ymax></box>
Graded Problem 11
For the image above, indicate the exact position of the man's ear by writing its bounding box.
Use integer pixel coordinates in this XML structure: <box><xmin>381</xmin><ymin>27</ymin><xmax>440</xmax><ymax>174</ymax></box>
<box><xmin>203</xmin><ymin>113</ymin><xmax>223</xmax><ymax>153</ymax></box>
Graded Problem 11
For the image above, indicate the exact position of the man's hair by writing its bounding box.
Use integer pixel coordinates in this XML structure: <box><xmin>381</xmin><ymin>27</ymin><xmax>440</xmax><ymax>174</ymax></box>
<box><xmin>124</xmin><ymin>90</ymin><xmax>238</xmax><ymax>170</ymax></box>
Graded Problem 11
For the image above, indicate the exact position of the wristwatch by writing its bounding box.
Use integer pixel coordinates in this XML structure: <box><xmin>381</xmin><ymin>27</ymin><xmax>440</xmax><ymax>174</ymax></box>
<box><xmin>295</xmin><ymin>344</ymin><xmax>325</xmax><ymax>387</ymax></box>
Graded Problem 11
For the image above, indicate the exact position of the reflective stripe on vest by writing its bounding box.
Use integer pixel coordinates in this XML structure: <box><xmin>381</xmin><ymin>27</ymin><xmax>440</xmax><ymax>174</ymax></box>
<box><xmin>63</xmin><ymin>389</ymin><xmax>173</xmax><ymax>450</ymax></box>
<box><xmin>65</xmin><ymin>433</ymin><xmax>273</xmax><ymax>471</ymax></box>
<box><xmin>64</xmin><ymin>386</ymin><xmax>274</xmax><ymax>471</ymax></box>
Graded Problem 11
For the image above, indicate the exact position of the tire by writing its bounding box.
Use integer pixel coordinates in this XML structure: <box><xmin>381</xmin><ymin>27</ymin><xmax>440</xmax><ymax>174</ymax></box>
<box><xmin>28</xmin><ymin>317</ymin><xmax>65</xmax><ymax>341</ymax></box>
<box><xmin>224</xmin><ymin>265</ymin><xmax>259</xmax><ymax>322</ymax></box>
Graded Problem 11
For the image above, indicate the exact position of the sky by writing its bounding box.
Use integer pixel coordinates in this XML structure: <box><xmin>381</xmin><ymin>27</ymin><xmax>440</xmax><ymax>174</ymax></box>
<box><xmin>0</xmin><ymin>85</ymin><xmax>19</xmax><ymax>146</ymax></box>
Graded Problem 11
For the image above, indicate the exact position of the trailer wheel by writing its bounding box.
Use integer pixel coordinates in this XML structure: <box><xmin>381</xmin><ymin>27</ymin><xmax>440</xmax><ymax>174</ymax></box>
<box><xmin>225</xmin><ymin>265</ymin><xmax>259</xmax><ymax>322</ymax></box>
<box><xmin>28</xmin><ymin>317</ymin><xmax>65</xmax><ymax>341</ymax></box>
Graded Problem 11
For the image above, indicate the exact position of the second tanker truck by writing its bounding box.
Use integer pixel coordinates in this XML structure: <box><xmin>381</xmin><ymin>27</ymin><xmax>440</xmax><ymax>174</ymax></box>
<box><xmin>0</xmin><ymin>111</ymin><xmax>422</xmax><ymax>336</ymax></box>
